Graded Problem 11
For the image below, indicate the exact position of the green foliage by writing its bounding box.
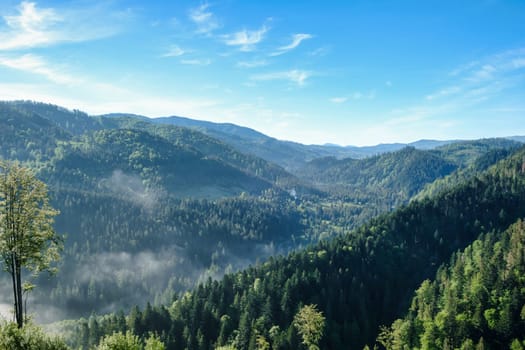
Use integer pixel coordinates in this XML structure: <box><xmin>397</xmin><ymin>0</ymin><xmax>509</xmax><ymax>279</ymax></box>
<box><xmin>433</xmin><ymin>138</ymin><xmax>521</xmax><ymax>167</ymax></box>
<box><xmin>144</xmin><ymin>333</ymin><xmax>166</xmax><ymax>350</ymax></box>
<box><xmin>96</xmin><ymin>331</ymin><xmax>142</xmax><ymax>350</ymax></box>
<box><xmin>377</xmin><ymin>218</ymin><xmax>525</xmax><ymax>349</ymax></box>
<box><xmin>300</xmin><ymin>146</ymin><xmax>457</xmax><ymax>206</ymax></box>
<box><xmin>0</xmin><ymin>161</ymin><xmax>61</xmax><ymax>327</ymax></box>
<box><xmin>67</xmin><ymin>146</ymin><xmax>525</xmax><ymax>349</ymax></box>
<box><xmin>0</xmin><ymin>321</ymin><xmax>69</xmax><ymax>350</ymax></box>
<box><xmin>0</xmin><ymin>102</ymin><xmax>71</xmax><ymax>162</ymax></box>
<box><xmin>293</xmin><ymin>304</ymin><xmax>325</xmax><ymax>350</ymax></box>
<box><xmin>3</xmin><ymin>101</ymin><xmax>525</xmax><ymax>350</ymax></box>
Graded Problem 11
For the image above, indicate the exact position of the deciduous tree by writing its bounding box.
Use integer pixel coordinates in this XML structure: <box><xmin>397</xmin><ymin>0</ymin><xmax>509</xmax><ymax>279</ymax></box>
<box><xmin>0</xmin><ymin>162</ymin><xmax>61</xmax><ymax>328</ymax></box>
<box><xmin>293</xmin><ymin>304</ymin><xmax>325</xmax><ymax>350</ymax></box>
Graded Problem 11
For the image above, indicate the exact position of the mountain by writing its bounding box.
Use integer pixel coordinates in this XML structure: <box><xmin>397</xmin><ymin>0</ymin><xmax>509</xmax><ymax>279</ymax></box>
<box><xmin>433</xmin><ymin>138</ymin><xmax>523</xmax><ymax>167</ymax></box>
<box><xmin>2</xmin><ymin>100</ymin><xmax>525</xmax><ymax>348</ymax></box>
<box><xmin>93</xmin><ymin>116</ymin><xmax>304</xmax><ymax>190</ymax></box>
<box><xmin>508</xmin><ymin>135</ymin><xmax>525</xmax><ymax>143</ymax></box>
<box><xmin>7</xmin><ymin>100</ymin><xmax>102</xmax><ymax>135</ymax></box>
<box><xmin>112</xmin><ymin>114</ymin><xmax>348</xmax><ymax>171</ymax></box>
<box><xmin>65</xmin><ymin>145</ymin><xmax>525</xmax><ymax>349</ymax></box>
<box><xmin>0</xmin><ymin>101</ymin><xmax>304</xmax><ymax>197</ymax></box>
<box><xmin>39</xmin><ymin>128</ymin><xmax>273</xmax><ymax>198</ymax></box>
<box><xmin>299</xmin><ymin>146</ymin><xmax>457</xmax><ymax>205</ymax></box>
<box><xmin>414</xmin><ymin>146</ymin><xmax>519</xmax><ymax>201</ymax></box>
<box><xmin>140</xmin><ymin>115</ymin><xmax>462</xmax><ymax>170</ymax></box>
<box><xmin>299</xmin><ymin>139</ymin><xmax>522</xmax><ymax>206</ymax></box>
<box><xmin>0</xmin><ymin>102</ymin><xmax>71</xmax><ymax>162</ymax></box>
<box><xmin>6</xmin><ymin>101</ymin><xmax>524</xmax><ymax>174</ymax></box>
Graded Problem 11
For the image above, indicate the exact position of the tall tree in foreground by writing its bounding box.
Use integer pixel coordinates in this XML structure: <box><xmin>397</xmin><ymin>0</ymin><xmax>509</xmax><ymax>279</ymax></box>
<box><xmin>293</xmin><ymin>304</ymin><xmax>326</xmax><ymax>350</ymax></box>
<box><xmin>0</xmin><ymin>161</ymin><xmax>61</xmax><ymax>328</ymax></box>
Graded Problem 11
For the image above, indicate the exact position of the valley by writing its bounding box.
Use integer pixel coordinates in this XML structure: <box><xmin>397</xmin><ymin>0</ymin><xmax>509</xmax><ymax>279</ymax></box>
<box><xmin>1</xmin><ymin>101</ymin><xmax>525</xmax><ymax>349</ymax></box>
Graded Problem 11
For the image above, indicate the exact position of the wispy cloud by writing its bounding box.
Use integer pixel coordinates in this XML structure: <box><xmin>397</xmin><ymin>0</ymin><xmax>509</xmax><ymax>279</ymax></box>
<box><xmin>223</xmin><ymin>24</ymin><xmax>269</xmax><ymax>51</ymax></box>
<box><xmin>426</xmin><ymin>47</ymin><xmax>525</xmax><ymax>105</ymax></box>
<box><xmin>0</xmin><ymin>1</ymin><xmax>61</xmax><ymax>50</ymax></box>
<box><xmin>162</xmin><ymin>45</ymin><xmax>186</xmax><ymax>57</ymax></box>
<box><xmin>0</xmin><ymin>1</ymin><xmax>125</xmax><ymax>51</ymax></box>
<box><xmin>252</xmin><ymin>69</ymin><xmax>311</xmax><ymax>86</ymax></box>
<box><xmin>188</xmin><ymin>3</ymin><xmax>220</xmax><ymax>35</ymax></box>
<box><xmin>425</xmin><ymin>86</ymin><xmax>462</xmax><ymax>101</ymax></box>
<box><xmin>0</xmin><ymin>54</ymin><xmax>77</xmax><ymax>84</ymax></box>
<box><xmin>236</xmin><ymin>59</ymin><xmax>268</xmax><ymax>68</ymax></box>
<box><xmin>376</xmin><ymin>47</ymin><xmax>525</xmax><ymax>144</ymax></box>
<box><xmin>308</xmin><ymin>46</ymin><xmax>330</xmax><ymax>57</ymax></box>
<box><xmin>270</xmin><ymin>33</ymin><xmax>313</xmax><ymax>56</ymax></box>
<box><xmin>329</xmin><ymin>91</ymin><xmax>376</xmax><ymax>103</ymax></box>
<box><xmin>330</xmin><ymin>97</ymin><xmax>348</xmax><ymax>103</ymax></box>
<box><xmin>180</xmin><ymin>58</ymin><xmax>212</xmax><ymax>66</ymax></box>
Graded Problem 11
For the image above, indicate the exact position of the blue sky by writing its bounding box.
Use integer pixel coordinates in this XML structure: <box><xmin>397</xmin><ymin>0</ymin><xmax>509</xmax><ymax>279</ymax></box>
<box><xmin>0</xmin><ymin>1</ymin><xmax>524</xmax><ymax>146</ymax></box>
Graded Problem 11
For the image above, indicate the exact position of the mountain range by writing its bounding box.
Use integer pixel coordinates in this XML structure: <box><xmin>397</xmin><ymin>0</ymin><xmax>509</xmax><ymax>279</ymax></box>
<box><xmin>1</xmin><ymin>100</ymin><xmax>525</xmax><ymax>349</ymax></box>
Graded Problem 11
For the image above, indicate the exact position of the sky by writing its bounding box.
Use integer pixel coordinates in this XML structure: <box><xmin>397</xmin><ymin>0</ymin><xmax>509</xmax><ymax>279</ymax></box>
<box><xmin>0</xmin><ymin>1</ymin><xmax>524</xmax><ymax>146</ymax></box>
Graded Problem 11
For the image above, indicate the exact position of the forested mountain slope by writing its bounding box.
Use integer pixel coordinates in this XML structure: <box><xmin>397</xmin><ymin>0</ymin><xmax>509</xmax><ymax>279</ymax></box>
<box><xmin>2</xmin><ymin>101</ymin><xmax>301</xmax><ymax>192</ymax></box>
<box><xmin>414</xmin><ymin>146</ymin><xmax>518</xmax><ymax>201</ymax></box>
<box><xmin>299</xmin><ymin>140</ymin><xmax>521</xmax><ymax>206</ymax></box>
<box><xmin>433</xmin><ymin>138</ymin><xmax>522</xmax><ymax>167</ymax></box>
<box><xmin>66</xmin><ymin>146</ymin><xmax>525</xmax><ymax>349</ymax></box>
<box><xmin>27</xmin><ymin>191</ymin><xmax>304</xmax><ymax>320</ymax></box>
<box><xmin>299</xmin><ymin>146</ymin><xmax>457</xmax><ymax>204</ymax></box>
<box><xmin>95</xmin><ymin>116</ymin><xmax>302</xmax><ymax>189</ymax></box>
<box><xmin>375</xmin><ymin>218</ymin><xmax>525</xmax><ymax>349</ymax></box>
<box><xmin>0</xmin><ymin>102</ymin><xmax>71</xmax><ymax>161</ymax></box>
<box><xmin>40</xmin><ymin>129</ymin><xmax>272</xmax><ymax>198</ymax></box>
<box><xmin>7</xmin><ymin>100</ymin><xmax>102</xmax><ymax>135</ymax></box>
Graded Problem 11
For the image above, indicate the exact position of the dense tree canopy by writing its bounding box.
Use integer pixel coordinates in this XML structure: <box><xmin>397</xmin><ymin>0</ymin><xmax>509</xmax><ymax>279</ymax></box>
<box><xmin>64</xmin><ymin>146</ymin><xmax>525</xmax><ymax>349</ymax></box>
<box><xmin>1</xmin><ymin>101</ymin><xmax>525</xmax><ymax>350</ymax></box>
<box><xmin>375</xmin><ymin>218</ymin><xmax>525</xmax><ymax>349</ymax></box>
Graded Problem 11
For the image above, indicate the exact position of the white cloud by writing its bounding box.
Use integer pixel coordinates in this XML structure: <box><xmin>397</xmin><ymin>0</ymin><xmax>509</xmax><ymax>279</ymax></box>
<box><xmin>425</xmin><ymin>86</ymin><xmax>461</xmax><ymax>101</ymax></box>
<box><xmin>223</xmin><ymin>25</ymin><xmax>269</xmax><ymax>51</ymax></box>
<box><xmin>0</xmin><ymin>1</ymin><xmax>61</xmax><ymax>50</ymax></box>
<box><xmin>0</xmin><ymin>1</ymin><xmax>125</xmax><ymax>51</ymax></box>
<box><xmin>188</xmin><ymin>3</ymin><xmax>220</xmax><ymax>34</ymax></box>
<box><xmin>329</xmin><ymin>91</ymin><xmax>375</xmax><ymax>103</ymax></box>
<box><xmin>468</xmin><ymin>64</ymin><xmax>497</xmax><ymax>82</ymax></box>
<box><xmin>236</xmin><ymin>59</ymin><xmax>268</xmax><ymax>68</ymax></box>
<box><xmin>162</xmin><ymin>45</ymin><xmax>186</xmax><ymax>57</ymax></box>
<box><xmin>270</xmin><ymin>33</ymin><xmax>313</xmax><ymax>56</ymax></box>
<box><xmin>0</xmin><ymin>54</ymin><xmax>77</xmax><ymax>85</ymax></box>
<box><xmin>180</xmin><ymin>58</ymin><xmax>212</xmax><ymax>66</ymax></box>
<box><xmin>252</xmin><ymin>69</ymin><xmax>311</xmax><ymax>86</ymax></box>
<box><xmin>424</xmin><ymin>47</ymin><xmax>525</xmax><ymax>107</ymax></box>
<box><xmin>308</xmin><ymin>46</ymin><xmax>330</xmax><ymax>57</ymax></box>
<box><xmin>330</xmin><ymin>97</ymin><xmax>348</xmax><ymax>103</ymax></box>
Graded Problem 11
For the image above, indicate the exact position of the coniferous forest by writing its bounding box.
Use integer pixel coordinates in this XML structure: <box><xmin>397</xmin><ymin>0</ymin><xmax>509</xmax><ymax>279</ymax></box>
<box><xmin>1</xmin><ymin>100</ymin><xmax>525</xmax><ymax>350</ymax></box>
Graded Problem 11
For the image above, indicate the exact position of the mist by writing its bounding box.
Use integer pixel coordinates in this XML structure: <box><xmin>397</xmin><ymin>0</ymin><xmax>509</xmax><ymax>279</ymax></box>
<box><xmin>98</xmin><ymin>170</ymin><xmax>164</xmax><ymax>211</ymax></box>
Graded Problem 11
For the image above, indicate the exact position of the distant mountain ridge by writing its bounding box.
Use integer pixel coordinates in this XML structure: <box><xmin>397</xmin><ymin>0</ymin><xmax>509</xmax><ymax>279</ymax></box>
<box><xmin>107</xmin><ymin>112</ymin><xmax>523</xmax><ymax>170</ymax></box>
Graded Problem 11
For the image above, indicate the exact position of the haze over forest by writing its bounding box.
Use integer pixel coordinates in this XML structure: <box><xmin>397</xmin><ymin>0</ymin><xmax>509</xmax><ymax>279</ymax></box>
<box><xmin>1</xmin><ymin>1</ymin><xmax>525</xmax><ymax>350</ymax></box>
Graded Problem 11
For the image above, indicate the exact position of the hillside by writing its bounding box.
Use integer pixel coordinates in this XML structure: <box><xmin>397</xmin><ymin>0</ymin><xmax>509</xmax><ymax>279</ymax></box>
<box><xmin>129</xmin><ymin>115</ymin><xmax>466</xmax><ymax>171</ymax></box>
<box><xmin>96</xmin><ymin>116</ymin><xmax>302</xmax><ymax>189</ymax></box>
<box><xmin>299</xmin><ymin>140</ymin><xmax>522</xmax><ymax>207</ymax></box>
<box><xmin>299</xmin><ymin>146</ymin><xmax>457</xmax><ymax>205</ymax></box>
<box><xmin>2</xmin><ymin>100</ymin><xmax>525</xmax><ymax>349</ymax></box>
<box><xmin>40</xmin><ymin>128</ymin><xmax>273</xmax><ymax>198</ymax></box>
<box><xmin>376</xmin><ymin>218</ymin><xmax>525</xmax><ymax>349</ymax></box>
<box><xmin>65</xmin><ymin>145</ymin><xmax>525</xmax><ymax>349</ymax></box>
<box><xmin>0</xmin><ymin>102</ymin><xmax>71</xmax><ymax>162</ymax></box>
